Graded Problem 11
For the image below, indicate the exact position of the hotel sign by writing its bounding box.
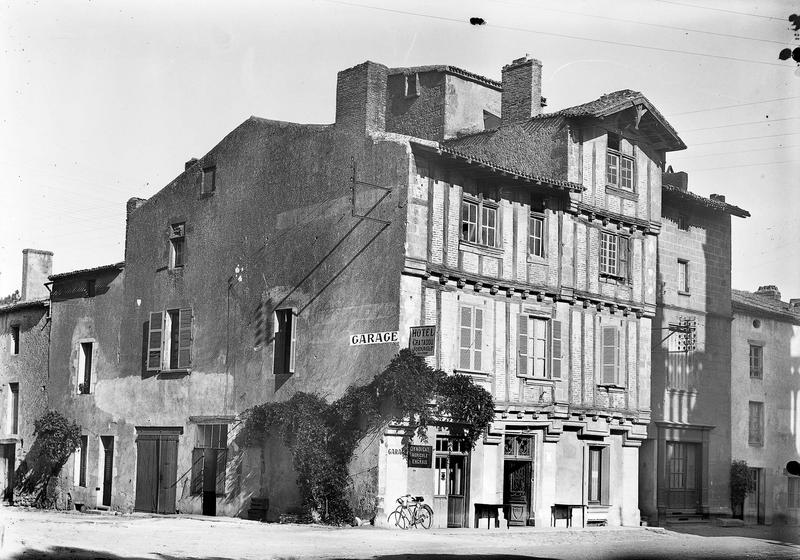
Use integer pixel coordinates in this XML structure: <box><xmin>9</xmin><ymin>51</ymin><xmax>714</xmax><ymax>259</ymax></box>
<box><xmin>349</xmin><ymin>331</ymin><xmax>399</xmax><ymax>346</ymax></box>
<box><xmin>409</xmin><ymin>325</ymin><xmax>436</xmax><ymax>357</ymax></box>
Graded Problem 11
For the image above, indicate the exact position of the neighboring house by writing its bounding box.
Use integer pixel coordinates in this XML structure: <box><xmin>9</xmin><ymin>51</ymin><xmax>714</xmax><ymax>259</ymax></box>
<box><xmin>639</xmin><ymin>173</ymin><xmax>749</xmax><ymax>525</ymax></box>
<box><xmin>731</xmin><ymin>286</ymin><xmax>800</xmax><ymax>525</ymax></box>
<box><xmin>47</xmin><ymin>263</ymin><xmax>125</xmax><ymax>511</ymax></box>
<box><xmin>0</xmin><ymin>249</ymin><xmax>52</xmax><ymax>503</ymax></box>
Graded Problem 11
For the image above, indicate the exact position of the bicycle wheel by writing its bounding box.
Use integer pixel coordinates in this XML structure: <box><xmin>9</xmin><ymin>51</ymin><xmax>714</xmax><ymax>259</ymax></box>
<box><xmin>417</xmin><ymin>505</ymin><xmax>433</xmax><ymax>529</ymax></box>
<box><xmin>388</xmin><ymin>509</ymin><xmax>408</xmax><ymax>529</ymax></box>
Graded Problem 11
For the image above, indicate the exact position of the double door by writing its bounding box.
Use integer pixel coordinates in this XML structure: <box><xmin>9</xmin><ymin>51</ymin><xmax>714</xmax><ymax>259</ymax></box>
<box><xmin>134</xmin><ymin>428</ymin><xmax>181</xmax><ymax>514</ymax></box>
<box><xmin>666</xmin><ymin>442</ymin><xmax>700</xmax><ymax>512</ymax></box>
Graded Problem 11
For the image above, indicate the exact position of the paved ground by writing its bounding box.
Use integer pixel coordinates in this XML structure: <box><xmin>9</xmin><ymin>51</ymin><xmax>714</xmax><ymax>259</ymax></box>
<box><xmin>1</xmin><ymin>507</ymin><xmax>799</xmax><ymax>560</ymax></box>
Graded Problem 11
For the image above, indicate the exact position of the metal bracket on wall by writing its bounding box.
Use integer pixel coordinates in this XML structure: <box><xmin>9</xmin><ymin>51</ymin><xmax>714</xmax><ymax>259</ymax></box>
<box><xmin>350</xmin><ymin>158</ymin><xmax>393</xmax><ymax>225</ymax></box>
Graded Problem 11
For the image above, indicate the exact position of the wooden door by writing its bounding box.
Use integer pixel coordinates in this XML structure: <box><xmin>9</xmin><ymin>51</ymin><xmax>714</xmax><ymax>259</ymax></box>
<box><xmin>202</xmin><ymin>448</ymin><xmax>217</xmax><ymax>516</ymax></box>
<box><xmin>446</xmin><ymin>455</ymin><xmax>466</xmax><ymax>528</ymax></box>
<box><xmin>666</xmin><ymin>442</ymin><xmax>699</xmax><ymax>512</ymax></box>
<box><xmin>134</xmin><ymin>439</ymin><xmax>159</xmax><ymax>512</ymax></box>
<box><xmin>503</xmin><ymin>461</ymin><xmax>532</xmax><ymax>525</ymax></box>
<box><xmin>1</xmin><ymin>444</ymin><xmax>14</xmax><ymax>503</ymax></box>
<box><xmin>135</xmin><ymin>430</ymin><xmax>181</xmax><ymax>514</ymax></box>
<box><xmin>157</xmin><ymin>438</ymin><xmax>178</xmax><ymax>514</ymax></box>
<box><xmin>101</xmin><ymin>436</ymin><xmax>114</xmax><ymax>507</ymax></box>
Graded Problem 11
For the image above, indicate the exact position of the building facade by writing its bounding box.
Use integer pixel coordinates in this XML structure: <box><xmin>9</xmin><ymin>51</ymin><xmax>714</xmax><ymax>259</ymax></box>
<box><xmin>731</xmin><ymin>286</ymin><xmax>800</xmax><ymax>525</ymax></box>
<box><xmin>0</xmin><ymin>249</ymin><xmax>53</xmax><ymax>504</ymax></box>
<box><xmin>639</xmin><ymin>173</ymin><xmax>748</xmax><ymax>525</ymax></box>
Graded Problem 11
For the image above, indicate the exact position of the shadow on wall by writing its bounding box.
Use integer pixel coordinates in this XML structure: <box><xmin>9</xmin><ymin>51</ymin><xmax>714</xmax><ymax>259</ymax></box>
<box><xmin>13</xmin><ymin>439</ymin><xmax>67</xmax><ymax>508</ymax></box>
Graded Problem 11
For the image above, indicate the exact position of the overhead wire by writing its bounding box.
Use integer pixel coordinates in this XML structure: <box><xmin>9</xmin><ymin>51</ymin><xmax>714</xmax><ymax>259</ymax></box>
<box><xmin>666</xmin><ymin>96</ymin><xmax>800</xmax><ymax>116</ymax></box>
<box><xmin>650</xmin><ymin>0</ymin><xmax>788</xmax><ymax>22</ymax></box>
<box><xmin>690</xmin><ymin>131</ymin><xmax>800</xmax><ymax>146</ymax></box>
<box><xmin>679</xmin><ymin>116</ymin><xmax>800</xmax><ymax>132</ymax></box>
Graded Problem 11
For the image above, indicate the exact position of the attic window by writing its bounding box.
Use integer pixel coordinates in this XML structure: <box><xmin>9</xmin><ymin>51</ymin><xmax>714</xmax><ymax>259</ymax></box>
<box><xmin>202</xmin><ymin>166</ymin><xmax>216</xmax><ymax>195</ymax></box>
<box><xmin>606</xmin><ymin>133</ymin><xmax>634</xmax><ymax>192</ymax></box>
<box><xmin>405</xmin><ymin>73</ymin><xmax>420</xmax><ymax>98</ymax></box>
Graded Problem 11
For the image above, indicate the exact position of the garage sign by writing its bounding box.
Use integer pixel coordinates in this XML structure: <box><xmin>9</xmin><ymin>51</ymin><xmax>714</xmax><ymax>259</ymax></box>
<box><xmin>349</xmin><ymin>331</ymin><xmax>399</xmax><ymax>346</ymax></box>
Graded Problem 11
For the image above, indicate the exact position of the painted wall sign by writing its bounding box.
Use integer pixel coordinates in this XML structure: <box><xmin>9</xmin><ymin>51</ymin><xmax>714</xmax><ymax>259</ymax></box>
<box><xmin>349</xmin><ymin>331</ymin><xmax>399</xmax><ymax>346</ymax></box>
<box><xmin>407</xmin><ymin>445</ymin><xmax>432</xmax><ymax>468</ymax></box>
<box><xmin>409</xmin><ymin>325</ymin><xmax>436</xmax><ymax>357</ymax></box>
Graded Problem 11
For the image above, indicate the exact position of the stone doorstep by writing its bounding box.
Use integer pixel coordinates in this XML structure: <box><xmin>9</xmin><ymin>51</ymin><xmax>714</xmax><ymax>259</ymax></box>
<box><xmin>714</xmin><ymin>518</ymin><xmax>745</xmax><ymax>527</ymax></box>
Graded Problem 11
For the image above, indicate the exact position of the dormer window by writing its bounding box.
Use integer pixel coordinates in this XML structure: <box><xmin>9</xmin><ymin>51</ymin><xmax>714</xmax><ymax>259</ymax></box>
<box><xmin>606</xmin><ymin>133</ymin><xmax>634</xmax><ymax>191</ymax></box>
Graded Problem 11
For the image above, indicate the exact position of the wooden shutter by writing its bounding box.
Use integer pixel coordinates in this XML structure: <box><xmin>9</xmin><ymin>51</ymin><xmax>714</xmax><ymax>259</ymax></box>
<box><xmin>600</xmin><ymin>446</ymin><xmax>611</xmax><ymax>505</ymax></box>
<box><xmin>287</xmin><ymin>312</ymin><xmax>296</xmax><ymax>373</ymax></box>
<box><xmin>190</xmin><ymin>448</ymin><xmax>203</xmax><ymax>495</ymax></box>
<box><xmin>602</xmin><ymin>327</ymin><xmax>618</xmax><ymax>384</ymax></box>
<box><xmin>518</xmin><ymin>314</ymin><xmax>528</xmax><ymax>376</ymax></box>
<box><xmin>551</xmin><ymin>320</ymin><xmax>562</xmax><ymax>379</ymax></box>
<box><xmin>274</xmin><ymin>311</ymin><xmax>287</xmax><ymax>374</ymax></box>
<box><xmin>147</xmin><ymin>311</ymin><xmax>163</xmax><ymax>371</ymax></box>
<box><xmin>177</xmin><ymin>308</ymin><xmax>192</xmax><ymax>369</ymax></box>
<box><xmin>619</xmin><ymin>236</ymin><xmax>630</xmax><ymax>281</ymax></box>
<box><xmin>459</xmin><ymin>306</ymin><xmax>472</xmax><ymax>369</ymax></box>
<box><xmin>473</xmin><ymin>308</ymin><xmax>483</xmax><ymax>370</ymax></box>
<box><xmin>215</xmin><ymin>449</ymin><xmax>227</xmax><ymax>495</ymax></box>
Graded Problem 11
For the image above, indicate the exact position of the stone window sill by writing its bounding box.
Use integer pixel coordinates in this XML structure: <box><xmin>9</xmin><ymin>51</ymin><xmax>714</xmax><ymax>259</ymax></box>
<box><xmin>459</xmin><ymin>240</ymin><xmax>504</xmax><ymax>257</ymax></box>
<box><xmin>597</xmin><ymin>384</ymin><xmax>626</xmax><ymax>393</ymax></box>
<box><xmin>605</xmin><ymin>185</ymin><xmax>639</xmax><ymax>201</ymax></box>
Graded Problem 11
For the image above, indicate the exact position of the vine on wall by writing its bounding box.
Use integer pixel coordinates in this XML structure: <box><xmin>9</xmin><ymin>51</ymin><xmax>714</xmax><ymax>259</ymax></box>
<box><xmin>241</xmin><ymin>349</ymin><xmax>495</xmax><ymax>524</ymax></box>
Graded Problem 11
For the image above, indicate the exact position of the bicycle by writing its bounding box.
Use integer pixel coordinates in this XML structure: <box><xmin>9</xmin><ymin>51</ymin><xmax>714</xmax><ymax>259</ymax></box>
<box><xmin>387</xmin><ymin>494</ymin><xmax>433</xmax><ymax>529</ymax></box>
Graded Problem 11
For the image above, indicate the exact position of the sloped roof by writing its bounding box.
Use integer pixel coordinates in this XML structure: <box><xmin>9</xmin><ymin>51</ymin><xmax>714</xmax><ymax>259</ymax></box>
<box><xmin>732</xmin><ymin>289</ymin><xmax>800</xmax><ymax>324</ymax></box>
<box><xmin>388</xmin><ymin>65</ymin><xmax>502</xmax><ymax>90</ymax></box>
<box><xmin>49</xmin><ymin>262</ymin><xmax>125</xmax><ymax>281</ymax></box>
<box><xmin>552</xmin><ymin>89</ymin><xmax>685</xmax><ymax>151</ymax></box>
<box><xmin>0</xmin><ymin>298</ymin><xmax>48</xmax><ymax>314</ymax></box>
<box><xmin>662</xmin><ymin>183</ymin><xmax>749</xmax><ymax>218</ymax></box>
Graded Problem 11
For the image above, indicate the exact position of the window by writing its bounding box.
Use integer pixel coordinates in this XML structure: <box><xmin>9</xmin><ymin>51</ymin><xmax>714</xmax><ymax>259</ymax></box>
<box><xmin>678</xmin><ymin>214</ymin><xmax>689</xmax><ymax>231</ymax></box>
<box><xmin>788</xmin><ymin>477</ymin><xmax>800</xmax><ymax>509</ymax></box>
<box><xmin>191</xmin><ymin>424</ymin><xmax>228</xmax><ymax>496</ymax></box>
<box><xmin>9</xmin><ymin>383</ymin><xmax>19</xmax><ymax>434</ymax></box>
<box><xmin>170</xmin><ymin>223</ymin><xmax>186</xmax><ymax>268</ymax></box>
<box><xmin>677</xmin><ymin>260</ymin><xmax>689</xmax><ymax>293</ymax></box>
<box><xmin>529</xmin><ymin>215</ymin><xmax>545</xmax><ymax>258</ymax></box>
<box><xmin>146</xmin><ymin>308</ymin><xmax>192</xmax><ymax>372</ymax></box>
<box><xmin>78</xmin><ymin>342</ymin><xmax>93</xmax><ymax>394</ymax></box>
<box><xmin>606</xmin><ymin>133</ymin><xmax>634</xmax><ymax>191</ymax></box>
<box><xmin>748</xmin><ymin>401</ymin><xmax>764</xmax><ymax>446</ymax></box>
<box><xmin>517</xmin><ymin>315</ymin><xmax>562</xmax><ymax>379</ymax></box>
<box><xmin>749</xmin><ymin>344</ymin><xmax>763</xmax><ymax>378</ymax></box>
<box><xmin>273</xmin><ymin>309</ymin><xmax>296</xmax><ymax>375</ymax></box>
<box><xmin>600</xmin><ymin>232</ymin><xmax>630</xmax><ymax>280</ymax></box>
<box><xmin>404</xmin><ymin>73</ymin><xmax>420</xmax><ymax>98</ymax></box>
<box><xmin>201</xmin><ymin>166</ymin><xmax>216</xmax><ymax>195</ymax></box>
<box><xmin>459</xmin><ymin>305</ymin><xmax>483</xmax><ymax>371</ymax></box>
<box><xmin>461</xmin><ymin>197</ymin><xmax>498</xmax><ymax>247</ymax></box>
<box><xmin>74</xmin><ymin>435</ymin><xmax>88</xmax><ymax>487</ymax></box>
<box><xmin>11</xmin><ymin>325</ymin><xmax>20</xmax><ymax>355</ymax></box>
<box><xmin>601</xmin><ymin>327</ymin><xmax>621</xmax><ymax>385</ymax></box>
<box><xmin>588</xmin><ymin>446</ymin><xmax>609</xmax><ymax>504</ymax></box>
<box><xmin>86</xmin><ymin>279</ymin><xmax>96</xmax><ymax>297</ymax></box>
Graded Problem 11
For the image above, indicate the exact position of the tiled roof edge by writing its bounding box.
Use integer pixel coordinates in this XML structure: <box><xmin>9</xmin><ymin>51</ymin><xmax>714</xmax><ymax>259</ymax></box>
<box><xmin>732</xmin><ymin>290</ymin><xmax>800</xmax><ymax>324</ymax></box>
<box><xmin>0</xmin><ymin>298</ymin><xmax>48</xmax><ymax>313</ymax></box>
<box><xmin>388</xmin><ymin>65</ymin><xmax>502</xmax><ymax>89</ymax></box>
<box><xmin>49</xmin><ymin>262</ymin><xmax>125</xmax><ymax>281</ymax></box>
<box><xmin>662</xmin><ymin>184</ymin><xmax>749</xmax><ymax>218</ymax></box>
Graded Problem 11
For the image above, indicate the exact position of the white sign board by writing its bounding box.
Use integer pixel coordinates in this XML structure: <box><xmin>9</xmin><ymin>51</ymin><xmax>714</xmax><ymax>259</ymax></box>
<box><xmin>409</xmin><ymin>325</ymin><xmax>436</xmax><ymax>357</ymax></box>
<box><xmin>350</xmin><ymin>331</ymin><xmax>399</xmax><ymax>346</ymax></box>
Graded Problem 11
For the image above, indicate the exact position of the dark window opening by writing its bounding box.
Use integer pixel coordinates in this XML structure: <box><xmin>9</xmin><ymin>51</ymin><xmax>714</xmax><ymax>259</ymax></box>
<box><xmin>191</xmin><ymin>424</ymin><xmax>228</xmax><ymax>496</ymax></box>
<box><xmin>86</xmin><ymin>279</ymin><xmax>96</xmax><ymax>297</ymax></box>
<box><xmin>11</xmin><ymin>325</ymin><xmax>20</xmax><ymax>355</ymax></box>
<box><xmin>273</xmin><ymin>309</ymin><xmax>296</xmax><ymax>375</ymax></box>
<box><xmin>170</xmin><ymin>223</ymin><xmax>186</xmax><ymax>268</ymax></box>
<box><xmin>79</xmin><ymin>342</ymin><xmax>93</xmax><ymax>394</ymax></box>
<box><xmin>10</xmin><ymin>383</ymin><xmax>19</xmax><ymax>434</ymax></box>
<box><xmin>202</xmin><ymin>167</ymin><xmax>216</xmax><ymax>194</ymax></box>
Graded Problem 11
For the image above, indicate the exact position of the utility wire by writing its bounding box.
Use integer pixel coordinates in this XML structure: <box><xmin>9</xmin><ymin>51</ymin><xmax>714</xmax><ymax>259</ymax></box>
<box><xmin>491</xmin><ymin>0</ymin><xmax>786</xmax><ymax>44</ymax></box>
<box><xmin>680</xmin><ymin>116</ymin><xmax>800</xmax><ymax>132</ymax></box>
<box><xmin>650</xmin><ymin>0</ymin><xmax>788</xmax><ymax>22</ymax></box>
<box><xmin>666</xmin><ymin>96</ymin><xmax>800</xmax><ymax>116</ymax></box>
<box><xmin>322</xmin><ymin>0</ymin><xmax>787</xmax><ymax>68</ymax></box>
<box><xmin>690</xmin><ymin>131</ymin><xmax>800</xmax><ymax>146</ymax></box>
<box><xmin>675</xmin><ymin>143</ymin><xmax>800</xmax><ymax>159</ymax></box>
<box><xmin>690</xmin><ymin>159</ymin><xmax>800</xmax><ymax>171</ymax></box>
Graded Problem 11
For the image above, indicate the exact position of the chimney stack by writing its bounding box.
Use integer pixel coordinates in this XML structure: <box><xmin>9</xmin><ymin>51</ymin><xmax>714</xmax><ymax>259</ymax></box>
<box><xmin>185</xmin><ymin>157</ymin><xmax>198</xmax><ymax>171</ymax></box>
<box><xmin>501</xmin><ymin>56</ymin><xmax>543</xmax><ymax>125</ymax></box>
<box><xmin>756</xmin><ymin>285</ymin><xmax>781</xmax><ymax>300</ymax></box>
<box><xmin>21</xmin><ymin>249</ymin><xmax>53</xmax><ymax>301</ymax></box>
<box><xmin>663</xmin><ymin>170</ymin><xmax>689</xmax><ymax>192</ymax></box>
<box><xmin>710</xmin><ymin>194</ymin><xmax>726</xmax><ymax>203</ymax></box>
<box><xmin>335</xmin><ymin>61</ymin><xmax>389</xmax><ymax>134</ymax></box>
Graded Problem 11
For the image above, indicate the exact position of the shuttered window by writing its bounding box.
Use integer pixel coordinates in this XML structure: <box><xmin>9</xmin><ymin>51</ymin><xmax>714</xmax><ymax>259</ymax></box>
<box><xmin>518</xmin><ymin>316</ymin><xmax>561</xmax><ymax>379</ymax></box>
<box><xmin>146</xmin><ymin>308</ymin><xmax>192</xmax><ymax>372</ymax></box>
<box><xmin>601</xmin><ymin>326</ymin><xmax>620</xmax><ymax>385</ymax></box>
<box><xmin>459</xmin><ymin>305</ymin><xmax>483</xmax><ymax>371</ymax></box>
<box><xmin>600</xmin><ymin>232</ymin><xmax>630</xmax><ymax>280</ymax></box>
<box><xmin>749</xmin><ymin>401</ymin><xmax>764</xmax><ymax>446</ymax></box>
<box><xmin>551</xmin><ymin>320</ymin><xmax>563</xmax><ymax>379</ymax></box>
<box><xmin>461</xmin><ymin>196</ymin><xmax>499</xmax><ymax>248</ymax></box>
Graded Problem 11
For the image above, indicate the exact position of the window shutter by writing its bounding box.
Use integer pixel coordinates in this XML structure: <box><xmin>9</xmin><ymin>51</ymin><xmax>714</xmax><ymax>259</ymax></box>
<box><xmin>147</xmin><ymin>311</ymin><xmax>164</xmax><ymax>371</ymax></box>
<box><xmin>473</xmin><ymin>308</ymin><xmax>483</xmax><ymax>370</ymax></box>
<box><xmin>288</xmin><ymin>312</ymin><xmax>296</xmax><ymax>373</ymax></box>
<box><xmin>177</xmin><ymin>308</ymin><xmax>192</xmax><ymax>369</ymax></box>
<box><xmin>602</xmin><ymin>327</ymin><xmax>618</xmax><ymax>384</ymax></box>
<box><xmin>518</xmin><ymin>314</ymin><xmax>528</xmax><ymax>376</ymax></box>
<box><xmin>551</xmin><ymin>320</ymin><xmax>562</xmax><ymax>379</ymax></box>
<box><xmin>274</xmin><ymin>312</ymin><xmax>286</xmax><ymax>375</ymax></box>
<box><xmin>600</xmin><ymin>446</ymin><xmax>611</xmax><ymax>505</ymax></box>
<box><xmin>215</xmin><ymin>448</ymin><xmax>227</xmax><ymax>495</ymax></box>
<box><xmin>619</xmin><ymin>237</ymin><xmax>630</xmax><ymax>281</ymax></box>
<box><xmin>459</xmin><ymin>306</ymin><xmax>472</xmax><ymax>368</ymax></box>
<box><xmin>190</xmin><ymin>448</ymin><xmax>203</xmax><ymax>495</ymax></box>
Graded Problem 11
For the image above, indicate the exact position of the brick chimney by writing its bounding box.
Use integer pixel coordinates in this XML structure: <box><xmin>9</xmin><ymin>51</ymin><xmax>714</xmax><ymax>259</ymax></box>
<box><xmin>501</xmin><ymin>56</ymin><xmax>543</xmax><ymax>125</ymax></box>
<box><xmin>756</xmin><ymin>285</ymin><xmax>781</xmax><ymax>300</ymax></box>
<box><xmin>663</xmin><ymin>170</ymin><xmax>688</xmax><ymax>192</ymax></box>
<box><xmin>710</xmin><ymin>194</ymin><xmax>726</xmax><ymax>203</ymax></box>
<box><xmin>335</xmin><ymin>61</ymin><xmax>389</xmax><ymax>134</ymax></box>
<box><xmin>21</xmin><ymin>249</ymin><xmax>53</xmax><ymax>301</ymax></box>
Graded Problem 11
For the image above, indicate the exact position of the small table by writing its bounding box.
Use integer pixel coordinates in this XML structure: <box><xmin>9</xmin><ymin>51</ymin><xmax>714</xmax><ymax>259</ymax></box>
<box><xmin>473</xmin><ymin>503</ymin><xmax>507</xmax><ymax>529</ymax></box>
<box><xmin>551</xmin><ymin>503</ymin><xmax>587</xmax><ymax>528</ymax></box>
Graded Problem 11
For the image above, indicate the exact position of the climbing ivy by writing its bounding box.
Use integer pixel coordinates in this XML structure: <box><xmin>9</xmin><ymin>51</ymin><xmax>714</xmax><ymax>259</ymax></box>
<box><xmin>241</xmin><ymin>349</ymin><xmax>495</xmax><ymax>524</ymax></box>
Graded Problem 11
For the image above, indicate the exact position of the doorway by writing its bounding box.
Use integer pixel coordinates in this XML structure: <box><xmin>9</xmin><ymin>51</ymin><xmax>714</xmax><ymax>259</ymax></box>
<box><xmin>1</xmin><ymin>443</ymin><xmax>15</xmax><ymax>503</ymax></box>
<box><xmin>434</xmin><ymin>437</ymin><xmax>469</xmax><ymax>528</ymax></box>
<box><xmin>503</xmin><ymin>435</ymin><xmax>533</xmax><ymax>525</ymax></box>
<box><xmin>744</xmin><ymin>467</ymin><xmax>765</xmax><ymax>524</ymax></box>
<box><xmin>134</xmin><ymin>428</ymin><xmax>181</xmax><ymax>514</ymax></box>
<box><xmin>100</xmin><ymin>436</ymin><xmax>114</xmax><ymax>507</ymax></box>
<box><xmin>666</xmin><ymin>442</ymin><xmax>700</xmax><ymax>512</ymax></box>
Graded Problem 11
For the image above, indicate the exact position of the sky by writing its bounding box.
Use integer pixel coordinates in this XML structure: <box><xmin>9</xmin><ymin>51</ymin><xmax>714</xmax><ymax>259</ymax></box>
<box><xmin>1</xmin><ymin>0</ymin><xmax>798</xmax><ymax>300</ymax></box>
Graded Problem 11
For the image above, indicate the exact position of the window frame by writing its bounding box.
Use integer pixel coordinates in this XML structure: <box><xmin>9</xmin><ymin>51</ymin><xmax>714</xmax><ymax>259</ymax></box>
<box><xmin>9</xmin><ymin>382</ymin><xmax>19</xmax><ymax>434</ymax></box>
<box><xmin>606</xmin><ymin>133</ymin><xmax>635</xmax><ymax>192</ymax></box>
<box><xmin>201</xmin><ymin>166</ymin><xmax>216</xmax><ymax>195</ymax></box>
<box><xmin>599</xmin><ymin>231</ymin><xmax>631</xmax><ymax>283</ymax></box>
<box><xmin>74</xmin><ymin>435</ymin><xmax>88</xmax><ymax>488</ymax></box>
<box><xmin>191</xmin><ymin>423</ymin><xmax>228</xmax><ymax>496</ymax></box>
<box><xmin>273</xmin><ymin>308</ymin><xmax>297</xmax><ymax>375</ymax></box>
<box><xmin>458</xmin><ymin>304</ymin><xmax>484</xmax><ymax>372</ymax></box>
<box><xmin>77</xmin><ymin>340</ymin><xmax>94</xmax><ymax>394</ymax></box>
<box><xmin>587</xmin><ymin>445</ymin><xmax>610</xmax><ymax>505</ymax></box>
<box><xmin>169</xmin><ymin>223</ymin><xmax>186</xmax><ymax>269</ymax></box>
<box><xmin>146</xmin><ymin>308</ymin><xmax>193</xmax><ymax>373</ymax></box>
<box><xmin>748</xmin><ymin>400</ymin><xmax>764</xmax><ymax>446</ymax></box>
<box><xmin>461</xmin><ymin>195</ymin><xmax>499</xmax><ymax>249</ymax></box>
<box><xmin>600</xmin><ymin>326</ymin><xmax>624</xmax><ymax>387</ymax></box>
<box><xmin>10</xmin><ymin>324</ymin><xmax>20</xmax><ymax>355</ymax></box>
<box><xmin>677</xmin><ymin>259</ymin><xmax>690</xmax><ymax>294</ymax></box>
<box><xmin>528</xmin><ymin>213</ymin><xmax>546</xmax><ymax>259</ymax></box>
<box><xmin>749</xmin><ymin>344</ymin><xmax>763</xmax><ymax>379</ymax></box>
